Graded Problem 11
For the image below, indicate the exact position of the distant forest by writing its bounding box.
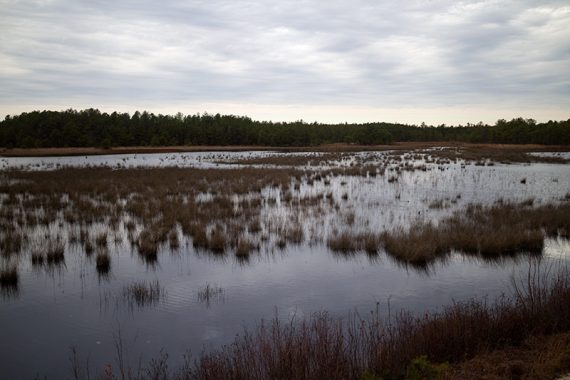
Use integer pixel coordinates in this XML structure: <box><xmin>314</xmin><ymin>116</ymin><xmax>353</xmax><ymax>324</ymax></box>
<box><xmin>1</xmin><ymin>109</ymin><xmax>569</xmax><ymax>147</ymax></box>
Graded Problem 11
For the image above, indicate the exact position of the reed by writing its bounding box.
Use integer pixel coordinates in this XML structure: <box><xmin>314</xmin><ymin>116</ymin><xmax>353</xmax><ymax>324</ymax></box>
<box><xmin>46</xmin><ymin>242</ymin><xmax>65</xmax><ymax>265</ymax></box>
<box><xmin>123</xmin><ymin>280</ymin><xmax>162</xmax><ymax>307</ymax></box>
<box><xmin>381</xmin><ymin>201</ymin><xmax>569</xmax><ymax>266</ymax></box>
<box><xmin>197</xmin><ymin>283</ymin><xmax>224</xmax><ymax>305</ymax></box>
<box><xmin>95</xmin><ymin>251</ymin><xmax>111</xmax><ymax>274</ymax></box>
<box><xmin>235</xmin><ymin>238</ymin><xmax>256</xmax><ymax>258</ymax></box>
<box><xmin>327</xmin><ymin>232</ymin><xmax>358</xmax><ymax>253</ymax></box>
<box><xmin>0</xmin><ymin>264</ymin><xmax>18</xmax><ymax>287</ymax></box>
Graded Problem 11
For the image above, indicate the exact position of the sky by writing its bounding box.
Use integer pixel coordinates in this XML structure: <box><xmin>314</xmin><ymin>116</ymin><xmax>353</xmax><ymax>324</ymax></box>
<box><xmin>0</xmin><ymin>0</ymin><xmax>569</xmax><ymax>125</ymax></box>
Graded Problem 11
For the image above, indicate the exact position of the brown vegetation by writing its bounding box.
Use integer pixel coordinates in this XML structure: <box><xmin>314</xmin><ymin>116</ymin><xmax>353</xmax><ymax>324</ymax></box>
<box><xmin>446</xmin><ymin>332</ymin><xmax>570</xmax><ymax>380</ymax></box>
<box><xmin>382</xmin><ymin>201</ymin><xmax>569</xmax><ymax>266</ymax></box>
<box><xmin>95</xmin><ymin>251</ymin><xmax>111</xmax><ymax>274</ymax></box>
<box><xmin>0</xmin><ymin>264</ymin><xmax>18</xmax><ymax>287</ymax></box>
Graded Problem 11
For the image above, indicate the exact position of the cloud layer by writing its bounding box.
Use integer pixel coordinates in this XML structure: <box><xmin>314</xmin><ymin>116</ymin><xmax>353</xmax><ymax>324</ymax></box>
<box><xmin>1</xmin><ymin>0</ymin><xmax>569</xmax><ymax>123</ymax></box>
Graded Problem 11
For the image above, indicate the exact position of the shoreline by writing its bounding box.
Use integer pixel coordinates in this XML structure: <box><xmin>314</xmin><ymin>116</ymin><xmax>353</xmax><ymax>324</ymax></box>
<box><xmin>1</xmin><ymin>142</ymin><xmax>570</xmax><ymax>157</ymax></box>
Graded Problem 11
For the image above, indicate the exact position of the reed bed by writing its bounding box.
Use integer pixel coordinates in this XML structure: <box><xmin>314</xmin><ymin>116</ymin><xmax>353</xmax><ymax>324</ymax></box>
<box><xmin>382</xmin><ymin>201</ymin><xmax>570</xmax><ymax>266</ymax></box>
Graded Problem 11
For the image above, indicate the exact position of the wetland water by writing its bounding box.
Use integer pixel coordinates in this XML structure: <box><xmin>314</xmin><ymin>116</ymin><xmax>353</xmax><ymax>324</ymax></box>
<box><xmin>0</xmin><ymin>150</ymin><xmax>569</xmax><ymax>379</ymax></box>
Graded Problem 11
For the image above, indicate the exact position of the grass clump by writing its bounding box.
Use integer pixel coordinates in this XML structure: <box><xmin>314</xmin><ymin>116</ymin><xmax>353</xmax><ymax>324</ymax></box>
<box><xmin>0</xmin><ymin>265</ymin><xmax>18</xmax><ymax>287</ymax></box>
<box><xmin>95</xmin><ymin>251</ymin><xmax>111</xmax><ymax>274</ymax></box>
<box><xmin>382</xmin><ymin>201</ymin><xmax>570</xmax><ymax>266</ymax></box>
<box><xmin>46</xmin><ymin>242</ymin><xmax>65</xmax><ymax>265</ymax></box>
<box><xmin>208</xmin><ymin>228</ymin><xmax>227</xmax><ymax>253</ymax></box>
<box><xmin>235</xmin><ymin>238</ymin><xmax>256</xmax><ymax>259</ymax></box>
<box><xmin>123</xmin><ymin>280</ymin><xmax>163</xmax><ymax>308</ymax></box>
<box><xmin>327</xmin><ymin>232</ymin><xmax>358</xmax><ymax>253</ymax></box>
<box><xmin>197</xmin><ymin>283</ymin><xmax>224</xmax><ymax>305</ymax></box>
<box><xmin>327</xmin><ymin>232</ymin><xmax>381</xmax><ymax>255</ymax></box>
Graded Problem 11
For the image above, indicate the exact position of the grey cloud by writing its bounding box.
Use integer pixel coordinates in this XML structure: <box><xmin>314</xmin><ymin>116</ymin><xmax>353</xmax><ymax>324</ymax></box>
<box><xmin>0</xmin><ymin>0</ymin><xmax>568</xmax><ymax>119</ymax></box>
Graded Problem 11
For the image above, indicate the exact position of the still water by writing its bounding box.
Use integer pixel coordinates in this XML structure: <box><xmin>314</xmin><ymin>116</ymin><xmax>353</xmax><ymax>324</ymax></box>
<box><xmin>0</xmin><ymin>151</ymin><xmax>569</xmax><ymax>379</ymax></box>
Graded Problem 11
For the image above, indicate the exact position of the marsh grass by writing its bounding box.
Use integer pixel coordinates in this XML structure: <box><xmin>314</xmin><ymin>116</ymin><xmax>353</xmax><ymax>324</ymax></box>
<box><xmin>168</xmin><ymin>229</ymin><xmax>179</xmax><ymax>249</ymax></box>
<box><xmin>208</xmin><ymin>227</ymin><xmax>228</xmax><ymax>253</ymax></box>
<box><xmin>95</xmin><ymin>232</ymin><xmax>108</xmax><ymax>248</ymax></box>
<box><xmin>327</xmin><ymin>232</ymin><xmax>358</xmax><ymax>253</ymax></box>
<box><xmin>0</xmin><ymin>158</ymin><xmax>568</xmax><ymax>289</ymax></box>
<box><xmin>31</xmin><ymin>251</ymin><xmax>44</xmax><ymax>266</ymax></box>
<box><xmin>197</xmin><ymin>283</ymin><xmax>224</xmax><ymax>305</ymax></box>
<box><xmin>0</xmin><ymin>229</ymin><xmax>22</xmax><ymax>257</ymax></box>
<box><xmin>235</xmin><ymin>238</ymin><xmax>256</xmax><ymax>258</ymax></box>
<box><xmin>46</xmin><ymin>242</ymin><xmax>65</xmax><ymax>265</ymax></box>
<box><xmin>84</xmin><ymin>240</ymin><xmax>94</xmax><ymax>256</ymax></box>
<box><xmin>123</xmin><ymin>280</ymin><xmax>163</xmax><ymax>308</ymax></box>
<box><xmin>327</xmin><ymin>232</ymin><xmax>381</xmax><ymax>255</ymax></box>
<box><xmin>419</xmin><ymin>145</ymin><xmax>570</xmax><ymax>164</ymax></box>
<box><xmin>0</xmin><ymin>264</ymin><xmax>18</xmax><ymax>287</ymax></box>
<box><xmin>382</xmin><ymin>201</ymin><xmax>570</xmax><ymax>266</ymax></box>
<box><xmin>95</xmin><ymin>251</ymin><xmax>111</xmax><ymax>274</ymax></box>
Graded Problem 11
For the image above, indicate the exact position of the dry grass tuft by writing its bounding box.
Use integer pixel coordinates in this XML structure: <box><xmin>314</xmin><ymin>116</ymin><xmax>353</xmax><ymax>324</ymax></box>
<box><xmin>46</xmin><ymin>242</ymin><xmax>65</xmax><ymax>265</ymax></box>
<box><xmin>95</xmin><ymin>251</ymin><xmax>111</xmax><ymax>274</ymax></box>
<box><xmin>381</xmin><ymin>202</ymin><xmax>569</xmax><ymax>266</ymax></box>
<box><xmin>236</xmin><ymin>238</ymin><xmax>256</xmax><ymax>258</ymax></box>
<box><xmin>0</xmin><ymin>264</ymin><xmax>18</xmax><ymax>287</ymax></box>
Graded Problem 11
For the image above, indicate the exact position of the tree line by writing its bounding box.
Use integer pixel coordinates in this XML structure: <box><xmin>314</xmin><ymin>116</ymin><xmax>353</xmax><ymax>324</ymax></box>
<box><xmin>0</xmin><ymin>109</ymin><xmax>569</xmax><ymax>148</ymax></box>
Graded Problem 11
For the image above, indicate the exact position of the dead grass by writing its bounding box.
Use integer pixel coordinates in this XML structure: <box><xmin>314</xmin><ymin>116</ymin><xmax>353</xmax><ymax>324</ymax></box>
<box><xmin>235</xmin><ymin>238</ymin><xmax>256</xmax><ymax>258</ymax></box>
<box><xmin>123</xmin><ymin>280</ymin><xmax>163</xmax><ymax>308</ymax></box>
<box><xmin>46</xmin><ymin>242</ymin><xmax>65</xmax><ymax>265</ymax></box>
<box><xmin>95</xmin><ymin>251</ymin><xmax>111</xmax><ymax>274</ymax></box>
<box><xmin>327</xmin><ymin>232</ymin><xmax>381</xmax><ymax>255</ymax></box>
<box><xmin>327</xmin><ymin>232</ymin><xmax>359</xmax><ymax>253</ymax></box>
<box><xmin>0</xmin><ymin>264</ymin><xmax>18</xmax><ymax>287</ymax></box>
<box><xmin>419</xmin><ymin>145</ymin><xmax>570</xmax><ymax>164</ymax></box>
<box><xmin>0</xmin><ymin>159</ymin><xmax>567</xmax><ymax>287</ymax></box>
<box><xmin>446</xmin><ymin>332</ymin><xmax>570</xmax><ymax>380</ymax></box>
<box><xmin>382</xmin><ymin>201</ymin><xmax>569</xmax><ymax>266</ymax></box>
<box><xmin>197</xmin><ymin>283</ymin><xmax>224</xmax><ymax>305</ymax></box>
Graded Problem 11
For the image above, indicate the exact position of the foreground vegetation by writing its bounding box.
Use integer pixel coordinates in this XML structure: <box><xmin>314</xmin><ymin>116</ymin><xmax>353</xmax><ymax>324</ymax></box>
<box><xmin>67</xmin><ymin>261</ymin><xmax>570</xmax><ymax>379</ymax></box>
<box><xmin>1</xmin><ymin>109</ymin><xmax>569</xmax><ymax>148</ymax></box>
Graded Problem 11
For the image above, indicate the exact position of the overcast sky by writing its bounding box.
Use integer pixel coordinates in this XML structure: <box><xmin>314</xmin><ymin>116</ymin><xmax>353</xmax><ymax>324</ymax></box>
<box><xmin>1</xmin><ymin>0</ymin><xmax>569</xmax><ymax>124</ymax></box>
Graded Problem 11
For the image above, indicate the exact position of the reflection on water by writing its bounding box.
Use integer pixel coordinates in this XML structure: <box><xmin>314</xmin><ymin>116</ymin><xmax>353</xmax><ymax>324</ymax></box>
<box><xmin>0</xmin><ymin>151</ymin><xmax>569</xmax><ymax>378</ymax></box>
